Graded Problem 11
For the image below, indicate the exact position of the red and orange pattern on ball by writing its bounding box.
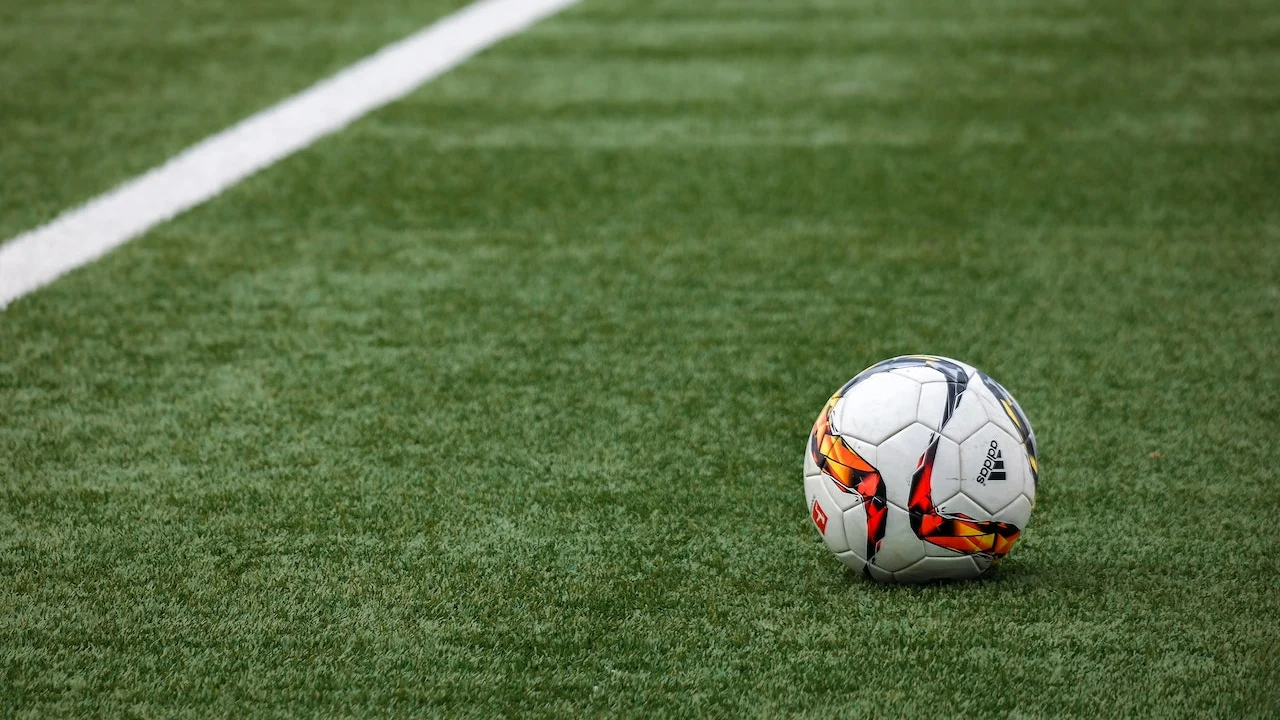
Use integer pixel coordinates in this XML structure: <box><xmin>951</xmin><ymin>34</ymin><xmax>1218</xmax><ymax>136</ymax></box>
<box><xmin>908</xmin><ymin>437</ymin><xmax>1021</xmax><ymax>559</ymax></box>
<box><xmin>809</xmin><ymin>385</ymin><xmax>888</xmax><ymax>562</ymax></box>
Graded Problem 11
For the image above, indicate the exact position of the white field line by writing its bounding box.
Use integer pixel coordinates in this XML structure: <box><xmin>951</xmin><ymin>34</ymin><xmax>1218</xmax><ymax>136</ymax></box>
<box><xmin>0</xmin><ymin>0</ymin><xmax>579</xmax><ymax>309</ymax></box>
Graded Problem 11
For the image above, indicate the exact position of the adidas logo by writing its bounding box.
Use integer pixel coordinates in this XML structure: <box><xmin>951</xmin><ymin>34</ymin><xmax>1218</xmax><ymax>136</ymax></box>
<box><xmin>975</xmin><ymin>440</ymin><xmax>1006</xmax><ymax>485</ymax></box>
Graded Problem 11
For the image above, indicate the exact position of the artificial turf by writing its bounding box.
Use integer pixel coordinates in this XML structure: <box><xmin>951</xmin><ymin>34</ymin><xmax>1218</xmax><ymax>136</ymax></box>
<box><xmin>2</xmin><ymin>0</ymin><xmax>1279</xmax><ymax>716</ymax></box>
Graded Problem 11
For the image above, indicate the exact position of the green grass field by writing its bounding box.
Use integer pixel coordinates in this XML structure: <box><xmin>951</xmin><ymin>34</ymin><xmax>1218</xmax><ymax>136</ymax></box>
<box><xmin>3</xmin><ymin>0</ymin><xmax>1279</xmax><ymax>716</ymax></box>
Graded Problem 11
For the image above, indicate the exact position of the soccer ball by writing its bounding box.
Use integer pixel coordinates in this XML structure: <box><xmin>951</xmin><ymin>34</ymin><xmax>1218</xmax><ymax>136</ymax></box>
<box><xmin>804</xmin><ymin>355</ymin><xmax>1039</xmax><ymax>582</ymax></box>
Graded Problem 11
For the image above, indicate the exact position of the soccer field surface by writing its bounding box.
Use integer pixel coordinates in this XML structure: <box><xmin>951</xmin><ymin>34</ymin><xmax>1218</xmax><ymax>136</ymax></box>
<box><xmin>2</xmin><ymin>0</ymin><xmax>1279</xmax><ymax>716</ymax></box>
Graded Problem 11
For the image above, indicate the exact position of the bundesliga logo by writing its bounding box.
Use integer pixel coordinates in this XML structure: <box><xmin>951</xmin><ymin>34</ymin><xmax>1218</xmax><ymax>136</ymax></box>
<box><xmin>811</xmin><ymin>499</ymin><xmax>829</xmax><ymax>534</ymax></box>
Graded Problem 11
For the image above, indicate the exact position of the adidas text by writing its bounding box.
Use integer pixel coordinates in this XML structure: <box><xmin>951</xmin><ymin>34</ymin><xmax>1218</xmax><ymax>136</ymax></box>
<box><xmin>976</xmin><ymin>440</ymin><xmax>1007</xmax><ymax>485</ymax></box>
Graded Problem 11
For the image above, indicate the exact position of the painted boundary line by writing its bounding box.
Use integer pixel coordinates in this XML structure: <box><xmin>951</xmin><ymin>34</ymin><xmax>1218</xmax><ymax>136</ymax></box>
<box><xmin>0</xmin><ymin>0</ymin><xmax>579</xmax><ymax>309</ymax></box>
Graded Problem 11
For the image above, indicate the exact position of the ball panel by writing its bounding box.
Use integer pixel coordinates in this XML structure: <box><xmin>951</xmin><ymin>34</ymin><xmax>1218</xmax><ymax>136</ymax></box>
<box><xmin>975</xmin><ymin>375</ymin><xmax>1040</xmax><ymax>489</ymax></box>
<box><xmin>833</xmin><ymin>550</ymin><xmax>866</xmax><ymax>574</ymax></box>
<box><xmin>832</xmin><ymin>372</ymin><xmax>921</xmax><ymax>445</ymax></box>
<box><xmin>924</xmin><ymin>543</ymin><xmax>968</xmax><ymax>558</ymax></box>
<box><xmin>886</xmin><ymin>365</ymin><xmax>947</xmax><ymax>386</ymax></box>
<box><xmin>978</xmin><ymin>371</ymin><xmax>1037</xmax><ymax>438</ymax></box>
<box><xmin>925</xmin><ymin>492</ymin><xmax>990</xmax><ymax>557</ymax></box>
<box><xmin>933</xmin><ymin>355</ymin><xmax>979</xmax><ymax>376</ymax></box>
<box><xmin>868</xmin><ymin>503</ymin><xmax>926</xmax><ymax>573</ymax></box>
<box><xmin>957</xmin><ymin>423</ymin><xmax>1026</xmax><ymax>515</ymax></box>
<box><xmin>805</xmin><ymin>473</ymin><xmax>850</xmax><ymax>554</ymax></box>
<box><xmin>993</xmin><ymin>493</ymin><xmax>1033</xmax><ymax>529</ymax></box>
<box><xmin>933</xmin><ymin>382</ymin><xmax>991</xmax><ymax>442</ymax></box>
<box><xmin>1023</xmin><ymin>434</ymin><xmax>1040</xmax><ymax>496</ymax></box>
<box><xmin>893</xmin><ymin>555</ymin><xmax>981</xmax><ymax>583</ymax></box>
<box><xmin>873</xmin><ymin>422</ymin><xmax>937</xmax><ymax>510</ymax></box>
<box><xmin>803</xmin><ymin>443</ymin><xmax>820</xmax><ymax>478</ymax></box>
<box><xmin>825</xmin><ymin>480</ymin><xmax>869</xmax><ymax>513</ymax></box>
<box><xmin>934</xmin><ymin>490</ymin><xmax>987</xmax><ymax>520</ymax></box>
<box><xmin>864</xmin><ymin>563</ymin><xmax>894</xmax><ymax>582</ymax></box>
<box><xmin>840</xmin><ymin>501</ymin><xmax>870</xmax><ymax>563</ymax></box>
<box><xmin>972</xmin><ymin>554</ymin><xmax>994</xmax><ymax>575</ymax></box>
<box><xmin>805</xmin><ymin>446</ymin><xmax>867</xmax><ymax>513</ymax></box>
<box><xmin>975</xmin><ymin>384</ymin><xmax>1021</xmax><ymax>439</ymax></box>
<box><xmin>836</xmin><ymin>437</ymin><xmax>878</xmax><ymax>477</ymax></box>
<box><xmin>923</xmin><ymin>434</ymin><xmax>962</xmax><ymax>508</ymax></box>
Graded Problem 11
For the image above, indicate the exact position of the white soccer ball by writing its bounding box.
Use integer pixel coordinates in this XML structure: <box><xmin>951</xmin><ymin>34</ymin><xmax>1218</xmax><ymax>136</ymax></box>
<box><xmin>804</xmin><ymin>355</ymin><xmax>1039</xmax><ymax>582</ymax></box>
